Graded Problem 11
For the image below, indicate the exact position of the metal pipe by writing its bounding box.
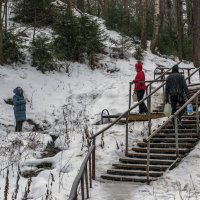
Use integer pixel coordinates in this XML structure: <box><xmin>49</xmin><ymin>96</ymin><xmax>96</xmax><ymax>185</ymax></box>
<box><xmin>196</xmin><ymin>96</ymin><xmax>199</xmax><ymax>137</ymax></box>
<box><xmin>174</xmin><ymin>116</ymin><xmax>179</xmax><ymax>157</ymax></box>
<box><xmin>85</xmin><ymin>165</ymin><xmax>89</xmax><ymax>198</ymax></box>
<box><xmin>81</xmin><ymin>176</ymin><xmax>84</xmax><ymax>200</ymax></box>
<box><xmin>187</xmin><ymin>69</ymin><xmax>191</xmax><ymax>84</ymax></box>
<box><xmin>129</xmin><ymin>82</ymin><xmax>132</xmax><ymax>109</ymax></box>
<box><xmin>146</xmin><ymin>141</ymin><xmax>150</xmax><ymax>184</ymax></box>
<box><xmin>148</xmin><ymin>84</ymin><xmax>152</xmax><ymax>136</ymax></box>
<box><xmin>92</xmin><ymin>139</ymin><xmax>96</xmax><ymax>180</ymax></box>
<box><xmin>89</xmin><ymin>156</ymin><xmax>92</xmax><ymax>188</ymax></box>
<box><xmin>125</xmin><ymin>112</ymin><xmax>129</xmax><ymax>156</ymax></box>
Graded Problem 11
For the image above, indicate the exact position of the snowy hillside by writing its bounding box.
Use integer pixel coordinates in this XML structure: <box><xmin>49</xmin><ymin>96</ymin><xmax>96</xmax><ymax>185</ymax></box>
<box><xmin>1</xmin><ymin>17</ymin><xmax>200</xmax><ymax>200</ymax></box>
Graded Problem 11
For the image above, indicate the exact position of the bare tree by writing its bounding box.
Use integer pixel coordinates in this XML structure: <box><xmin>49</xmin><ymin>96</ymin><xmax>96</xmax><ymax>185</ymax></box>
<box><xmin>0</xmin><ymin>0</ymin><xmax>3</xmax><ymax>65</ymax></box>
<box><xmin>175</xmin><ymin>0</ymin><xmax>183</xmax><ymax>61</ymax></box>
<box><xmin>192</xmin><ymin>0</ymin><xmax>200</xmax><ymax>67</ymax></box>
<box><xmin>141</xmin><ymin>0</ymin><xmax>147</xmax><ymax>50</ymax></box>
<box><xmin>150</xmin><ymin>0</ymin><xmax>161</xmax><ymax>53</ymax></box>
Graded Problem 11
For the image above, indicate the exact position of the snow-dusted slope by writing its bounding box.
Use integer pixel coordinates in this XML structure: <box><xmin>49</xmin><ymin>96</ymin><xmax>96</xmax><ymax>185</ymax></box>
<box><xmin>1</xmin><ymin>19</ymin><xmax>200</xmax><ymax>199</ymax></box>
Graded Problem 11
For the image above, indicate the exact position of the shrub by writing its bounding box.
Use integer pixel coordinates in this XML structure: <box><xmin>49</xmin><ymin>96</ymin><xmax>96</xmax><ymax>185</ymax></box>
<box><xmin>29</xmin><ymin>35</ymin><xmax>55</xmax><ymax>73</ymax></box>
<box><xmin>134</xmin><ymin>45</ymin><xmax>144</xmax><ymax>61</ymax></box>
<box><xmin>52</xmin><ymin>10</ymin><xmax>106</xmax><ymax>64</ymax></box>
<box><xmin>3</xmin><ymin>31</ymin><xmax>25</xmax><ymax>64</ymax></box>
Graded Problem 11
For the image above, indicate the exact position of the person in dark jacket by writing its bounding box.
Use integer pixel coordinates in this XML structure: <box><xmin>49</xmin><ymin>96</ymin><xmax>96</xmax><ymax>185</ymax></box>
<box><xmin>165</xmin><ymin>65</ymin><xmax>189</xmax><ymax>127</ymax></box>
<box><xmin>133</xmin><ymin>61</ymin><xmax>148</xmax><ymax>114</ymax></box>
<box><xmin>13</xmin><ymin>87</ymin><xmax>26</xmax><ymax>132</ymax></box>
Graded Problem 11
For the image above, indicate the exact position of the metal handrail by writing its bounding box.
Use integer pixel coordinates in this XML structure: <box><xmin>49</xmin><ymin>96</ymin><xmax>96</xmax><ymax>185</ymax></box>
<box><xmin>146</xmin><ymin>88</ymin><xmax>200</xmax><ymax>184</ymax></box>
<box><xmin>146</xmin><ymin>89</ymin><xmax>200</xmax><ymax>142</ymax></box>
<box><xmin>69</xmin><ymin>67</ymin><xmax>200</xmax><ymax>199</ymax></box>
<box><xmin>90</xmin><ymin>82</ymin><xmax>165</xmax><ymax>140</ymax></box>
<box><xmin>68</xmin><ymin>146</ymin><xmax>95</xmax><ymax>200</ymax></box>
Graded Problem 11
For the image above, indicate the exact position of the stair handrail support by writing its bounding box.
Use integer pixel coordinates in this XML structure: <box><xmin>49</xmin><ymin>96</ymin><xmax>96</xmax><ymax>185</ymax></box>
<box><xmin>146</xmin><ymin>89</ymin><xmax>200</xmax><ymax>184</ymax></box>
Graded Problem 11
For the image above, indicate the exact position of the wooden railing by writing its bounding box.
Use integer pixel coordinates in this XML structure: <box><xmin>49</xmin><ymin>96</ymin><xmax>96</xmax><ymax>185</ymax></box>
<box><xmin>68</xmin><ymin>66</ymin><xmax>200</xmax><ymax>199</ymax></box>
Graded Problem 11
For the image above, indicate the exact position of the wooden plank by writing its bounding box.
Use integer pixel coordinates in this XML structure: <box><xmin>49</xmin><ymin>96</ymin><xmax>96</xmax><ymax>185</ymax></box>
<box><xmin>128</xmin><ymin>112</ymin><xmax>165</xmax><ymax>121</ymax></box>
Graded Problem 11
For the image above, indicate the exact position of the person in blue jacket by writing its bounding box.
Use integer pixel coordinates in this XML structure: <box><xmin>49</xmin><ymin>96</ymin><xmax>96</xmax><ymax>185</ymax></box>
<box><xmin>13</xmin><ymin>87</ymin><xmax>26</xmax><ymax>132</ymax></box>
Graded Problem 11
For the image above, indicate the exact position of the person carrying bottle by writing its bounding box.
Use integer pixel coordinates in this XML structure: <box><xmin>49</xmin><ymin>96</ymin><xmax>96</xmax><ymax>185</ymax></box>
<box><xmin>165</xmin><ymin>64</ymin><xmax>189</xmax><ymax>127</ymax></box>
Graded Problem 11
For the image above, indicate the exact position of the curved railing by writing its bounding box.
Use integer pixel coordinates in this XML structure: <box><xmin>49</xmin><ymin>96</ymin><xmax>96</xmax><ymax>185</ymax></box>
<box><xmin>68</xmin><ymin>146</ymin><xmax>95</xmax><ymax>200</ymax></box>
<box><xmin>68</xmin><ymin>66</ymin><xmax>200</xmax><ymax>199</ymax></box>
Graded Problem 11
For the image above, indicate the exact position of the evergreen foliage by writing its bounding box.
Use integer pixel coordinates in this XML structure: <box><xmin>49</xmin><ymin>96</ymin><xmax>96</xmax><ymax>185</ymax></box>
<box><xmin>12</xmin><ymin>0</ymin><xmax>54</xmax><ymax>26</ymax></box>
<box><xmin>110</xmin><ymin>34</ymin><xmax>133</xmax><ymax>59</ymax></box>
<box><xmin>3</xmin><ymin>31</ymin><xmax>25</xmax><ymax>64</ymax></box>
<box><xmin>134</xmin><ymin>45</ymin><xmax>144</xmax><ymax>61</ymax></box>
<box><xmin>29</xmin><ymin>35</ymin><xmax>55</xmax><ymax>73</ymax></box>
<box><xmin>52</xmin><ymin>10</ymin><xmax>106</xmax><ymax>63</ymax></box>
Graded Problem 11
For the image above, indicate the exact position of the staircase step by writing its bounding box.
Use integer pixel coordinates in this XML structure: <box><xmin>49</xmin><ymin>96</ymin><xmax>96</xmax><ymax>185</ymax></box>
<box><xmin>152</xmin><ymin>133</ymin><xmax>198</xmax><ymax>138</ymax></box>
<box><xmin>107</xmin><ymin>169</ymin><xmax>163</xmax><ymax>177</ymax></box>
<box><xmin>148</xmin><ymin>138</ymin><xmax>198</xmax><ymax>143</ymax></box>
<box><xmin>137</xmin><ymin>142</ymin><xmax>195</xmax><ymax>148</ymax></box>
<box><xmin>165</xmin><ymin>124</ymin><xmax>196</xmax><ymax>129</ymax></box>
<box><xmin>132</xmin><ymin>147</ymin><xmax>189</xmax><ymax>154</ymax></box>
<box><xmin>101</xmin><ymin>174</ymin><xmax>156</xmax><ymax>182</ymax></box>
<box><xmin>158</xmin><ymin>129</ymin><xmax>197</xmax><ymax>133</ymax></box>
<box><xmin>119</xmin><ymin>157</ymin><xmax>173</xmax><ymax>165</ymax></box>
<box><xmin>112</xmin><ymin>163</ymin><xmax>168</xmax><ymax>171</ymax></box>
<box><xmin>127</xmin><ymin>152</ymin><xmax>177</xmax><ymax>160</ymax></box>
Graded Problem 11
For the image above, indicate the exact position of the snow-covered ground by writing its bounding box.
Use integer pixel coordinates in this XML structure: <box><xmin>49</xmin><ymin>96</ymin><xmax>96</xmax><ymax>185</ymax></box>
<box><xmin>0</xmin><ymin>17</ymin><xmax>200</xmax><ymax>200</ymax></box>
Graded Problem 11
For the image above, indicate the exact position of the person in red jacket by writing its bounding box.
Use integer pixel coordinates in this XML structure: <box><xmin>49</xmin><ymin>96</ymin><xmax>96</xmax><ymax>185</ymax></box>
<box><xmin>133</xmin><ymin>61</ymin><xmax>148</xmax><ymax>113</ymax></box>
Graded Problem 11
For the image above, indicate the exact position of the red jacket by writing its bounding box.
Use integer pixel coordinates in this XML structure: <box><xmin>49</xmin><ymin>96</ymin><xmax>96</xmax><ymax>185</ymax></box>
<box><xmin>133</xmin><ymin>63</ymin><xmax>146</xmax><ymax>91</ymax></box>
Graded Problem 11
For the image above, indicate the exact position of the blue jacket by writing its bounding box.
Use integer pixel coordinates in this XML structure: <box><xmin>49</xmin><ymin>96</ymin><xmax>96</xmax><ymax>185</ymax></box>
<box><xmin>13</xmin><ymin>87</ymin><xmax>26</xmax><ymax>122</ymax></box>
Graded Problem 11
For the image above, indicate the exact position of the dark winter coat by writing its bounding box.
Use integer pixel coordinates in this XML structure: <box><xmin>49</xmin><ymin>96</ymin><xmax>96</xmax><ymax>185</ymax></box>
<box><xmin>133</xmin><ymin>63</ymin><xmax>146</xmax><ymax>91</ymax></box>
<box><xmin>165</xmin><ymin>67</ymin><xmax>189</xmax><ymax>102</ymax></box>
<box><xmin>13</xmin><ymin>87</ymin><xmax>26</xmax><ymax>122</ymax></box>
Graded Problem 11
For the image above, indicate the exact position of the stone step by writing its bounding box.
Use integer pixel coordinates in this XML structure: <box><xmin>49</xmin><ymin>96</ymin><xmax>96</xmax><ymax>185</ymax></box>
<box><xmin>148</xmin><ymin>138</ymin><xmax>198</xmax><ymax>143</ymax></box>
<box><xmin>132</xmin><ymin>147</ymin><xmax>189</xmax><ymax>154</ymax></box>
<box><xmin>112</xmin><ymin>163</ymin><xmax>168</xmax><ymax>171</ymax></box>
<box><xmin>101</xmin><ymin>174</ymin><xmax>156</xmax><ymax>183</ymax></box>
<box><xmin>152</xmin><ymin>133</ymin><xmax>198</xmax><ymax>138</ymax></box>
<box><xmin>164</xmin><ymin>124</ymin><xmax>196</xmax><ymax>129</ymax></box>
<box><xmin>158</xmin><ymin>129</ymin><xmax>197</xmax><ymax>133</ymax></box>
<box><xmin>119</xmin><ymin>157</ymin><xmax>173</xmax><ymax>165</ymax></box>
<box><xmin>137</xmin><ymin>142</ymin><xmax>195</xmax><ymax>148</ymax></box>
<box><xmin>107</xmin><ymin>169</ymin><xmax>163</xmax><ymax>177</ymax></box>
<box><xmin>127</xmin><ymin>152</ymin><xmax>177</xmax><ymax>160</ymax></box>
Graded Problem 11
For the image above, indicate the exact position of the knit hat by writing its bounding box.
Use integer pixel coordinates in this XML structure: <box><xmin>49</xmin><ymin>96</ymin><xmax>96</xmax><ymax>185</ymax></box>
<box><xmin>172</xmin><ymin>64</ymin><xmax>179</xmax><ymax>73</ymax></box>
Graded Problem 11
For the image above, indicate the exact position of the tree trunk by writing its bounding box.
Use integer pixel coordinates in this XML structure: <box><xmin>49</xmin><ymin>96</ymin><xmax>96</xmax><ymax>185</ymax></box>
<box><xmin>192</xmin><ymin>0</ymin><xmax>200</xmax><ymax>67</ymax></box>
<box><xmin>141</xmin><ymin>0</ymin><xmax>147</xmax><ymax>50</ymax></box>
<box><xmin>150</xmin><ymin>0</ymin><xmax>160</xmax><ymax>53</ymax></box>
<box><xmin>175</xmin><ymin>0</ymin><xmax>183</xmax><ymax>61</ymax></box>
<box><xmin>122</xmin><ymin>0</ymin><xmax>128</xmax><ymax>9</ymax></box>
<box><xmin>0</xmin><ymin>0</ymin><xmax>3</xmax><ymax>65</ymax></box>
<box><xmin>186</xmin><ymin>0</ymin><xmax>192</xmax><ymax>35</ymax></box>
